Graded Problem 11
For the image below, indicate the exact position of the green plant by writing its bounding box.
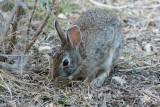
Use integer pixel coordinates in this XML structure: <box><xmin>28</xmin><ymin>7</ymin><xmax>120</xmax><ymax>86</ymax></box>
<box><xmin>58</xmin><ymin>95</ymin><xmax>67</xmax><ymax>104</ymax></box>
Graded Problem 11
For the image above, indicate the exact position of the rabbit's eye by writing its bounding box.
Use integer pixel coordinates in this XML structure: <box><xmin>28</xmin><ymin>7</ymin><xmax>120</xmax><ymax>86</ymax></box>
<box><xmin>63</xmin><ymin>59</ymin><xmax>69</xmax><ymax>66</ymax></box>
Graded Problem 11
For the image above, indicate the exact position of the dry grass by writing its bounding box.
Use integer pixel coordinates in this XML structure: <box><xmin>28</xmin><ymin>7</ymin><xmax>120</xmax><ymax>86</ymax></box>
<box><xmin>0</xmin><ymin>0</ymin><xmax>160</xmax><ymax>106</ymax></box>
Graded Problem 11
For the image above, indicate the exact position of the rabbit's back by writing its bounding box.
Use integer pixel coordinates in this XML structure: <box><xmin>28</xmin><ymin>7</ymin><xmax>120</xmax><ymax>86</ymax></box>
<box><xmin>75</xmin><ymin>10</ymin><xmax>123</xmax><ymax>60</ymax></box>
<box><xmin>73</xmin><ymin>10</ymin><xmax>124</xmax><ymax>79</ymax></box>
<box><xmin>75</xmin><ymin>10</ymin><xmax>118</xmax><ymax>31</ymax></box>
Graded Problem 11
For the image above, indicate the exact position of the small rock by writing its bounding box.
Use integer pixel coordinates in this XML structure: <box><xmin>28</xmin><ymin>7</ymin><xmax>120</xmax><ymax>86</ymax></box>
<box><xmin>111</xmin><ymin>76</ymin><xmax>127</xmax><ymax>86</ymax></box>
<box><xmin>49</xmin><ymin>103</ymin><xmax>54</xmax><ymax>107</ymax></box>
<box><xmin>142</xmin><ymin>43</ymin><xmax>153</xmax><ymax>53</ymax></box>
<box><xmin>58</xmin><ymin>13</ymin><xmax>67</xmax><ymax>19</ymax></box>
<box><xmin>154</xmin><ymin>38</ymin><xmax>160</xmax><ymax>42</ymax></box>
<box><xmin>38</xmin><ymin>46</ymin><xmax>52</xmax><ymax>53</ymax></box>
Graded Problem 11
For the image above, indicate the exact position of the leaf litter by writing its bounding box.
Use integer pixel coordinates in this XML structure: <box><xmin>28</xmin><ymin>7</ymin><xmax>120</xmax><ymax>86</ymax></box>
<box><xmin>0</xmin><ymin>0</ymin><xmax>160</xmax><ymax>106</ymax></box>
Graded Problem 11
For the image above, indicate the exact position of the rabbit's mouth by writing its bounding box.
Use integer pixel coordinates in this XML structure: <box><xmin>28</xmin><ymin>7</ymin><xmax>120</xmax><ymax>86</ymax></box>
<box><xmin>57</xmin><ymin>66</ymin><xmax>76</xmax><ymax>77</ymax></box>
<box><xmin>65</xmin><ymin>68</ymin><xmax>77</xmax><ymax>77</ymax></box>
<box><xmin>67</xmin><ymin>65</ymin><xmax>81</xmax><ymax>79</ymax></box>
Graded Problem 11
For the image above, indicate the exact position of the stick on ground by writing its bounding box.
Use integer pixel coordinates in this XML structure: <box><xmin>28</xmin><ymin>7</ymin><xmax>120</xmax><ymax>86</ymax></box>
<box><xmin>27</xmin><ymin>0</ymin><xmax>38</xmax><ymax>35</ymax></box>
<box><xmin>24</xmin><ymin>11</ymin><xmax>50</xmax><ymax>53</ymax></box>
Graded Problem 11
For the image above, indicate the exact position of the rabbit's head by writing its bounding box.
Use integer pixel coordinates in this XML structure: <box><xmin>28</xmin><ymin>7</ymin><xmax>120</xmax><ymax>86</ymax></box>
<box><xmin>52</xmin><ymin>20</ymin><xmax>82</xmax><ymax>79</ymax></box>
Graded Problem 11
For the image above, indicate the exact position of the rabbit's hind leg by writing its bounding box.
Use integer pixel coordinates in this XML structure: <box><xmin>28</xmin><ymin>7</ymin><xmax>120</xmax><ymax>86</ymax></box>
<box><xmin>90</xmin><ymin>48</ymin><xmax>114</xmax><ymax>86</ymax></box>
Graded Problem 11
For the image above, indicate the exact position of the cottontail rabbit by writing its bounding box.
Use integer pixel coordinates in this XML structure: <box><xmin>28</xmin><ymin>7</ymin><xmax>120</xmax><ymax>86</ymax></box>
<box><xmin>52</xmin><ymin>9</ymin><xmax>124</xmax><ymax>86</ymax></box>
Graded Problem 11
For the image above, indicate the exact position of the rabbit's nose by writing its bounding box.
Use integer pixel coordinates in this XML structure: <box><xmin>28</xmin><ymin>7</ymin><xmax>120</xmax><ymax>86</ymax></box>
<box><xmin>66</xmin><ymin>70</ymin><xmax>74</xmax><ymax>76</ymax></box>
<box><xmin>67</xmin><ymin>72</ymin><xmax>71</xmax><ymax>75</ymax></box>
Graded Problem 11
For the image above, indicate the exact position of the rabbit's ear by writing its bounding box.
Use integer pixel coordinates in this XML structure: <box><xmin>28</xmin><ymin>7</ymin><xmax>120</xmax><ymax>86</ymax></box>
<box><xmin>55</xmin><ymin>20</ymin><xmax>67</xmax><ymax>46</ymax></box>
<box><xmin>67</xmin><ymin>25</ymin><xmax>81</xmax><ymax>48</ymax></box>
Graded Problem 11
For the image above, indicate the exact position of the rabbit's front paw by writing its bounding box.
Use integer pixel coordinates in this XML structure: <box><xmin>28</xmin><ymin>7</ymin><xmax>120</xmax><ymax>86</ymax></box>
<box><xmin>90</xmin><ymin>72</ymin><xmax>108</xmax><ymax>86</ymax></box>
<box><xmin>90</xmin><ymin>78</ymin><xmax>104</xmax><ymax>87</ymax></box>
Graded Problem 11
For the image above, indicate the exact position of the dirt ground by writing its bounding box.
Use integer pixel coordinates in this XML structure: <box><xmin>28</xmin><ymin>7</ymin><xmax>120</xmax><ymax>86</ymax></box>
<box><xmin>0</xmin><ymin>0</ymin><xmax>160</xmax><ymax>107</ymax></box>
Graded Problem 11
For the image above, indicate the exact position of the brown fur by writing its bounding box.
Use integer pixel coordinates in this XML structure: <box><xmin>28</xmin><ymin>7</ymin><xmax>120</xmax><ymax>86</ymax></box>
<box><xmin>52</xmin><ymin>9</ymin><xmax>124</xmax><ymax>86</ymax></box>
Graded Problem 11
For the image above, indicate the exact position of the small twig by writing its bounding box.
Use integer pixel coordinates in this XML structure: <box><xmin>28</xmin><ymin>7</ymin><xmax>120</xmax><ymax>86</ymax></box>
<box><xmin>89</xmin><ymin>0</ymin><xmax>130</xmax><ymax>9</ymax></box>
<box><xmin>139</xmin><ymin>17</ymin><xmax>160</xmax><ymax>23</ymax></box>
<box><xmin>27</xmin><ymin>0</ymin><xmax>38</xmax><ymax>35</ymax></box>
<box><xmin>11</xmin><ymin>1</ymin><xmax>23</xmax><ymax>35</ymax></box>
<box><xmin>119</xmin><ymin>64</ymin><xmax>160</xmax><ymax>72</ymax></box>
<box><xmin>0</xmin><ymin>10</ymin><xmax>5</xmax><ymax>22</ymax></box>
<box><xmin>52</xmin><ymin>0</ymin><xmax>55</xmax><ymax>4</ymax></box>
<box><xmin>0</xmin><ymin>54</ymin><xmax>28</xmax><ymax>57</ymax></box>
<box><xmin>6</xmin><ymin>0</ymin><xmax>24</xmax><ymax>54</ymax></box>
<box><xmin>24</xmin><ymin>11</ymin><xmax>50</xmax><ymax>53</ymax></box>
<box><xmin>89</xmin><ymin>0</ymin><xmax>160</xmax><ymax>9</ymax></box>
<box><xmin>142</xmin><ymin>90</ymin><xmax>160</xmax><ymax>102</ymax></box>
<box><xmin>0</xmin><ymin>60</ymin><xmax>44</xmax><ymax>78</ymax></box>
<box><xmin>3</xmin><ymin>0</ymin><xmax>9</xmax><ymax>12</ymax></box>
<box><xmin>0</xmin><ymin>72</ymin><xmax>39</xmax><ymax>86</ymax></box>
<box><xmin>3</xmin><ymin>0</ymin><xmax>22</xmax><ymax>37</ymax></box>
<box><xmin>0</xmin><ymin>74</ymin><xmax>13</xmax><ymax>100</ymax></box>
<box><xmin>0</xmin><ymin>61</ymin><xmax>22</xmax><ymax>71</ymax></box>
